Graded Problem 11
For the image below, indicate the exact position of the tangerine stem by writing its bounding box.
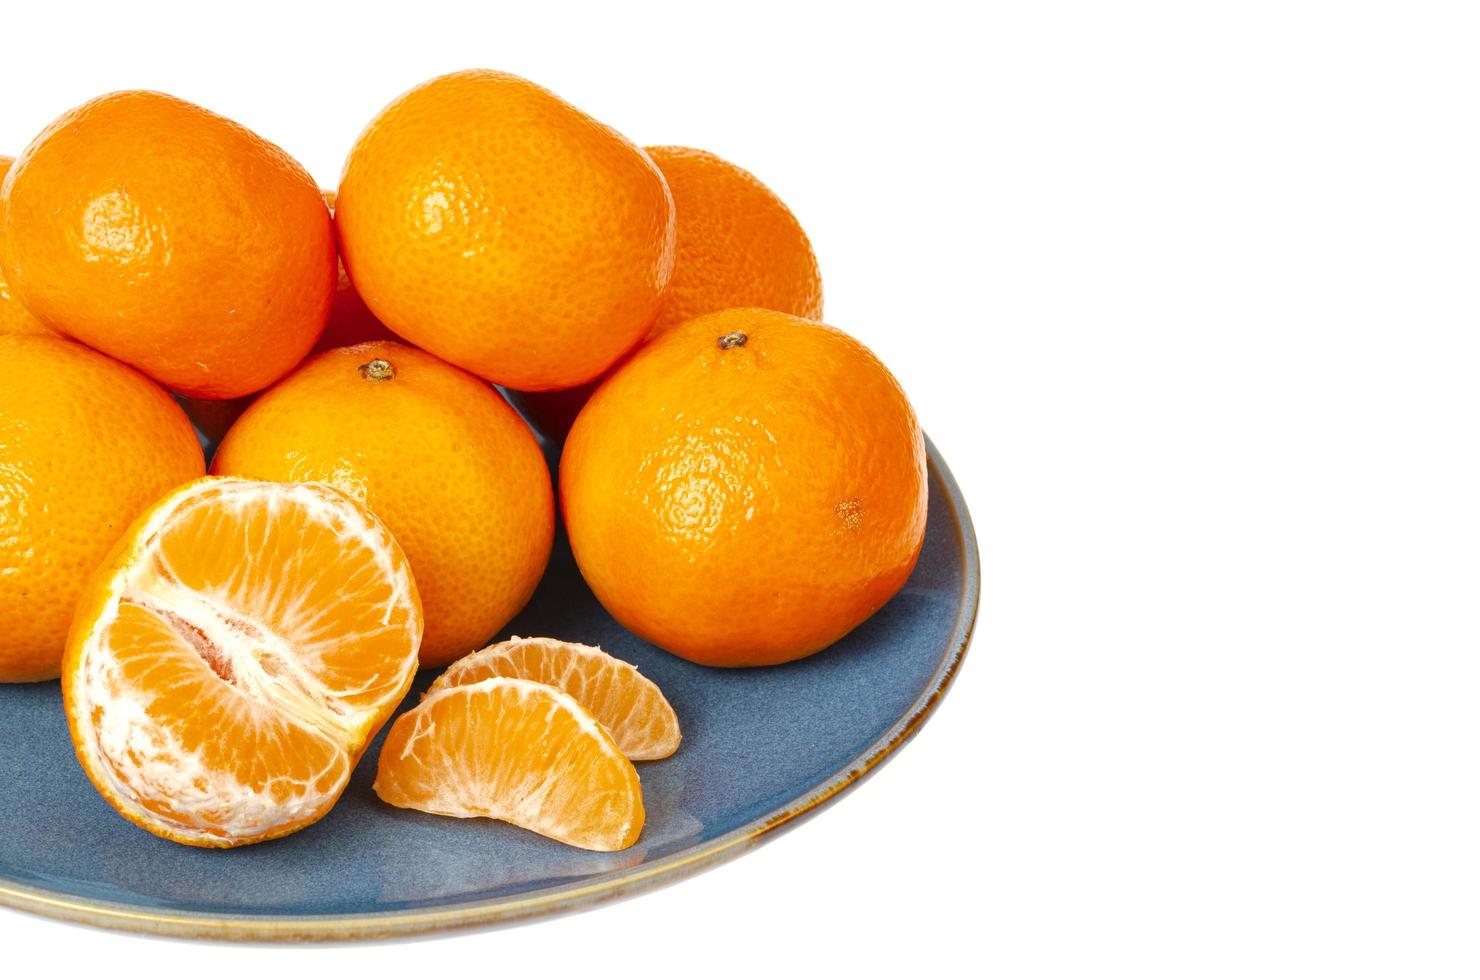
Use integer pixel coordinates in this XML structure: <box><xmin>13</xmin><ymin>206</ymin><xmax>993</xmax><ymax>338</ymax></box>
<box><xmin>359</xmin><ymin>358</ymin><xmax>396</xmax><ymax>381</ymax></box>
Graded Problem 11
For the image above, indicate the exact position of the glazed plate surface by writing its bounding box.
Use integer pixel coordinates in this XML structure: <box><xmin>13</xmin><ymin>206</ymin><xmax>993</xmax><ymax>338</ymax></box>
<box><xmin>0</xmin><ymin>438</ymin><xmax>977</xmax><ymax>940</ymax></box>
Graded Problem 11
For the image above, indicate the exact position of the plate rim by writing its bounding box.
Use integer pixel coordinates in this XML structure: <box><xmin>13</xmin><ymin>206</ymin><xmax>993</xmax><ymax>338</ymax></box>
<box><xmin>0</xmin><ymin>435</ymin><xmax>979</xmax><ymax>942</ymax></box>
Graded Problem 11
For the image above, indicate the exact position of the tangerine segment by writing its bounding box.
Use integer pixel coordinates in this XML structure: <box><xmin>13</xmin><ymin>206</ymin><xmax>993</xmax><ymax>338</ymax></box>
<box><xmin>375</xmin><ymin>678</ymin><xmax>644</xmax><ymax>852</ymax></box>
<box><xmin>63</xmin><ymin>478</ymin><xmax>423</xmax><ymax>848</ymax></box>
<box><xmin>429</xmin><ymin>637</ymin><xmax>681</xmax><ymax>761</ymax></box>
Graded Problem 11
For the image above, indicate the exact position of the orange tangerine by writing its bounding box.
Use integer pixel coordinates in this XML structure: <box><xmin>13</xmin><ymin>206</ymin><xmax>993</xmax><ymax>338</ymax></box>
<box><xmin>62</xmin><ymin>478</ymin><xmax>423</xmax><ymax>846</ymax></box>
<box><xmin>0</xmin><ymin>334</ymin><xmax>204</xmax><ymax>682</ymax></box>
<box><xmin>561</xmin><ymin>309</ymin><xmax>927</xmax><ymax>667</ymax></box>
<box><xmin>0</xmin><ymin>91</ymin><xmax>335</xmax><ymax>398</ymax></box>
<box><xmin>0</xmin><ymin>156</ymin><xmax>52</xmax><ymax>338</ymax></box>
<box><xmin>211</xmin><ymin>342</ymin><xmax>554</xmax><ymax>666</ymax></box>
<box><xmin>335</xmin><ymin>69</ymin><xmax>675</xmax><ymax>390</ymax></box>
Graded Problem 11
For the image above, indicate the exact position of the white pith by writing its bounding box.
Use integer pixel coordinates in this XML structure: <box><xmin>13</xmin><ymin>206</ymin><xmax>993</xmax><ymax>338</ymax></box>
<box><xmin>383</xmin><ymin>677</ymin><xmax>636</xmax><ymax>848</ymax></box>
<box><xmin>430</xmin><ymin>636</ymin><xmax>681</xmax><ymax>760</ymax></box>
<box><xmin>71</xmin><ymin>479</ymin><xmax>421</xmax><ymax>845</ymax></box>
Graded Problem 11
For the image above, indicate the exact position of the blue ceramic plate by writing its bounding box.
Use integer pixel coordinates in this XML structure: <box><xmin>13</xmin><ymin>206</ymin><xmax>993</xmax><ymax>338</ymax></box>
<box><xmin>0</xmin><ymin>437</ymin><xmax>977</xmax><ymax>941</ymax></box>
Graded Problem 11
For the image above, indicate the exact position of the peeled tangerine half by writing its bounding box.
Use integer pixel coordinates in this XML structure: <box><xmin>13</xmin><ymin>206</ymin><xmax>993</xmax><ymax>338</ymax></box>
<box><xmin>375</xmin><ymin>678</ymin><xmax>644</xmax><ymax>851</ymax></box>
<box><xmin>427</xmin><ymin>637</ymin><xmax>682</xmax><ymax>761</ymax></box>
<box><xmin>62</xmin><ymin>478</ymin><xmax>423</xmax><ymax>847</ymax></box>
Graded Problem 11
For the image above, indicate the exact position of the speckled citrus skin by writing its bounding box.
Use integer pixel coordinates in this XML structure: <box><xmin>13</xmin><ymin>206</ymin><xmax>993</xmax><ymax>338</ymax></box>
<box><xmin>561</xmin><ymin>309</ymin><xmax>927</xmax><ymax>667</ymax></box>
<box><xmin>0</xmin><ymin>335</ymin><xmax>205</xmax><ymax>681</ymax></box>
<box><xmin>645</xmin><ymin>146</ymin><xmax>822</xmax><ymax>335</ymax></box>
<box><xmin>211</xmin><ymin>341</ymin><xmax>555</xmax><ymax>666</ymax></box>
<box><xmin>0</xmin><ymin>92</ymin><xmax>336</xmax><ymax>398</ymax></box>
<box><xmin>0</xmin><ymin>157</ymin><xmax>52</xmax><ymax>338</ymax></box>
<box><xmin>334</xmin><ymin>69</ymin><xmax>676</xmax><ymax>391</ymax></box>
<box><xmin>511</xmin><ymin>145</ymin><xmax>823</xmax><ymax>442</ymax></box>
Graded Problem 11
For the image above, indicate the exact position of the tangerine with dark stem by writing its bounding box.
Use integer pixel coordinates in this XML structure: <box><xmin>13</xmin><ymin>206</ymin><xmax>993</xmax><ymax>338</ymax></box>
<box><xmin>212</xmin><ymin>341</ymin><xmax>554</xmax><ymax>667</ymax></box>
<box><xmin>561</xmin><ymin>308</ymin><xmax>926</xmax><ymax>667</ymax></box>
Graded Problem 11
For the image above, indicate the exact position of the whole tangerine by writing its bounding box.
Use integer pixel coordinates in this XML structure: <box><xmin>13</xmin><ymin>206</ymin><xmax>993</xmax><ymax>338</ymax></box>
<box><xmin>0</xmin><ymin>91</ymin><xmax>336</xmax><ymax>398</ymax></box>
<box><xmin>560</xmin><ymin>309</ymin><xmax>927</xmax><ymax>667</ymax></box>
<box><xmin>335</xmin><ymin>69</ymin><xmax>675</xmax><ymax>391</ymax></box>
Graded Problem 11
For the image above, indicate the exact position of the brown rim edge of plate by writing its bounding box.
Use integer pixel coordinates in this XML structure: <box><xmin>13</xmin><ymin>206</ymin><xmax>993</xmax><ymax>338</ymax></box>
<box><xmin>0</xmin><ymin>435</ymin><xmax>981</xmax><ymax>943</ymax></box>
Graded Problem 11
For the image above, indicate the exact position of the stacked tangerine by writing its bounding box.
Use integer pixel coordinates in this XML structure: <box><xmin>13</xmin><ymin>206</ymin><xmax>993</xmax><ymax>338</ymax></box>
<box><xmin>0</xmin><ymin>70</ymin><xmax>927</xmax><ymax>849</ymax></box>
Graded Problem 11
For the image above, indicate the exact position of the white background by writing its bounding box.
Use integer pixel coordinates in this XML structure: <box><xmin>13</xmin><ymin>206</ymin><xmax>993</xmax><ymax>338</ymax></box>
<box><xmin>2</xmin><ymin>1</ymin><xmax>1476</xmax><ymax>976</ymax></box>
